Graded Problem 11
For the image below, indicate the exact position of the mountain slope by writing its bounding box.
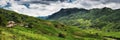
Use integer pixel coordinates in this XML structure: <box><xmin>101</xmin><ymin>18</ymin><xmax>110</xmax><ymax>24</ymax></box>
<box><xmin>0</xmin><ymin>8</ymin><xmax>112</xmax><ymax>40</ymax></box>
<box><xmin>48</xmin><ymin>7</ymin><xmax>120</xmax><ymax>32</ymax></box>
<box><xmin>48</xmin><ymin>8</ymin><xmax>88</xmax><ymax>20</ymax></box>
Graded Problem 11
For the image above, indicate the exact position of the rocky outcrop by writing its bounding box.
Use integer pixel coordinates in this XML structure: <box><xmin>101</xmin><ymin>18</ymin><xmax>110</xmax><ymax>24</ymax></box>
<box><xmin>6</xmin><ymin>21</ymin><xmax>16</xmax><ymax>28</ymax></box>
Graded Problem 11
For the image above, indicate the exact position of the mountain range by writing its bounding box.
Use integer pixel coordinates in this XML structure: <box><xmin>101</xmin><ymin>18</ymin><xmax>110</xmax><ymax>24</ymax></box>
<box><xmin>48</xmin><ymin>7</ymin><xmax>120</xmax><ymax>32</ymax></box>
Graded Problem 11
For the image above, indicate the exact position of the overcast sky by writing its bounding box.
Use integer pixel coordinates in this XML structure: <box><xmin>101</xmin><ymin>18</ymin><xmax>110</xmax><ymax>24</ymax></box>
<box><xmin>0</xmin><ymin>0</ymin><xmax>120</xmax><ymax>17</ymax></box>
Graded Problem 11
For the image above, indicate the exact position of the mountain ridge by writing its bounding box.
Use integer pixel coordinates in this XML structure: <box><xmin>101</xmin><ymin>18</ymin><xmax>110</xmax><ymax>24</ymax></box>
<box><xmin>47</xmin><ymin>7</ymin><xmax>120</xmax><ymax>32</ymax></box>
<box><xmin>48</xmin><ymin>8</ymin><xmax>89</xmax><ymax>20</ymax></box>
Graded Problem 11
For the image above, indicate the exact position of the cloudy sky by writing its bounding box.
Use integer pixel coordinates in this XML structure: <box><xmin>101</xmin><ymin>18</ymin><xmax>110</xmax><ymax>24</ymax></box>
<box><xmin>0</xmin><ymin>0</ymin><xmax>120</xmax><ymax>17</ymax></box>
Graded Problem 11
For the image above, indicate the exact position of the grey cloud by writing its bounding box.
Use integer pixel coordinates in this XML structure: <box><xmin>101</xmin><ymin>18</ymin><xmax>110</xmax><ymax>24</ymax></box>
<box><xmin>90</xmin><ymin>0</ymin><xmax>120</xmax><ymax>4</ymax></box>
<box><xmin>29</xmin><ymin>0</ymin><xmax>66</xmax><ymax>1</ymax></box>
<box><xmin>106</xmin><ymin>0</ymin><xmax>120</xmax><ymax>3</ymax></box>
<box><xmin>81</xmin><ymin>2</ymin><xmax>92</xmax><ymax>7</ymax></box>
<box><xmin>1</xmin><ymin>0</ymin><xmax>120</xmax><ymax>16</ymax></box>
<box><xmin>26</xmin><ymin>1</ymin><xmax>50</xmax><ymax>5</ymax></box>
<box><xmin>19</xmin><ymin>0</ymin><xmax>75</xmax><ymax>5</ymax></box>
<box><xmin>19</xmin><ymin>1</ymin><xmax>51</xmax><ymax>5</ymax></box>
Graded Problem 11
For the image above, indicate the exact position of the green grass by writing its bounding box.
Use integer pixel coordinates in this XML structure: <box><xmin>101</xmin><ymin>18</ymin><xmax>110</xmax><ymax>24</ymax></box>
<box><xmin>1</xmin><ymin>25</ymin><xmax>120</xmax><ymax>40</ymax></box>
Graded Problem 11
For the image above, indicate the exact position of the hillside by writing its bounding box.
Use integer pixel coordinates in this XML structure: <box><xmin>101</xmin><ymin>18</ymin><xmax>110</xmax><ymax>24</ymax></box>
<box><xmin>48</xmin><ymin>8</ymin><xmax>88</xmax><ymax>20</ymax></box>
<box><xmin>0</xmin><ymin>8</ymin><xmax>115</xmax><ymax>40</ymax></box>
<box><xmin>47</xmin><ymin>7</ymin><xmax>120</xmax><ymax>40</ymax></box>
<box><xmin>48</xmin><ymin>7</ymin><xmax>120</xmax><ymax>32</ymax></box>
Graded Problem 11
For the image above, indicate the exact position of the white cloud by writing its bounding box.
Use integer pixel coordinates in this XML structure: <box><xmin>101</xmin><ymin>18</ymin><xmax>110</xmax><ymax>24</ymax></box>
<box><xmin>0</xmin><ymin>0</ymin><xmax>120</xmax><ymax>17</ymax></box>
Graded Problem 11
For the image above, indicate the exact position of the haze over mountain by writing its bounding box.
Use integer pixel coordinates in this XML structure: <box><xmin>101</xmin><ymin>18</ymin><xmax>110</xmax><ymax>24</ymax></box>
<box><xmin>0</xmin><ymin>0</ymin><xmax>120</xmax><ymax>17</ymax></box>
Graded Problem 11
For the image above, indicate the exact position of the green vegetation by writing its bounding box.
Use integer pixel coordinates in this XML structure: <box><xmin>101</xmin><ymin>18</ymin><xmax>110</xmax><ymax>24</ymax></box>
<box><xmin>0</xmin><ymin>7</ymin><xmax>120</xmax><ymax>40</ymax></box>
<box><xmin>48</xmin><ymin>7</ymin><xmax>120</xmax><ymax>40</ymax></box>
<box><xmin>0</xmin><ymin>8</ymin><xmax>114</xmax><ymax>40</ymax></box>
<box><xmin>48</xmin><ymin>7</ymin><xmax>120</xmax><ymax>32</ymax></box>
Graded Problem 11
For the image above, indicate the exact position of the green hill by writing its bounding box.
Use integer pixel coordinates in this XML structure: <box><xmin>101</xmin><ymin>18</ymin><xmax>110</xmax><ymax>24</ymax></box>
<box><xmin>47</xmin><ymin>7</ymin><xmax>120</xmax><ymax>40</ymax></box>
<box><xmin>0</xmin><ymin>8</ymin><xmax>110</xmax><ymax>40</ymax></box>
<box><xmin>48</xmin><ymin>7</ymin><xmax>120</xmax><ymax>32</ymax></box>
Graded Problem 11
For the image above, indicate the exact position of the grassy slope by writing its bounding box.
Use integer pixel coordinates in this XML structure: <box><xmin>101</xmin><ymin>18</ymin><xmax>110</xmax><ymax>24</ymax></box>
<box><xmin>48</xmin><ymin>7</ymin><xmax>120</xmax><ymax>31</ymax></box>
<box><xmin>0</xmin><ymin>8</ymin><xmax>113</xmax><ymax>40</ymax></box>
<box><xmin>47</xmin><ymin>8</ymin><xmax>120</xmax><ymax>40</ymax></box>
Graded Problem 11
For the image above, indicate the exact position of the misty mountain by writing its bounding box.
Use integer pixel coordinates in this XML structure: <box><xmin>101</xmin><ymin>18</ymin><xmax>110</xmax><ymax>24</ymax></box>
<box><xmin>38</xmin><ymin>16</ymin><xmax>48</xmax><ymax>19</ymax></box>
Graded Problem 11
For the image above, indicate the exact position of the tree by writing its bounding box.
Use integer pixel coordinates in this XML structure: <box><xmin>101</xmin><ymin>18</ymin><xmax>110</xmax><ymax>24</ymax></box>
<box><xmin>0</xmin><ymin>15</ymin><xmax>7</xmax><ymax>26</ymax></box>
<box><xmin>77</xmin><ymin>19</ymin><xmax>92</xmax><ymax>29</ymax></box>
